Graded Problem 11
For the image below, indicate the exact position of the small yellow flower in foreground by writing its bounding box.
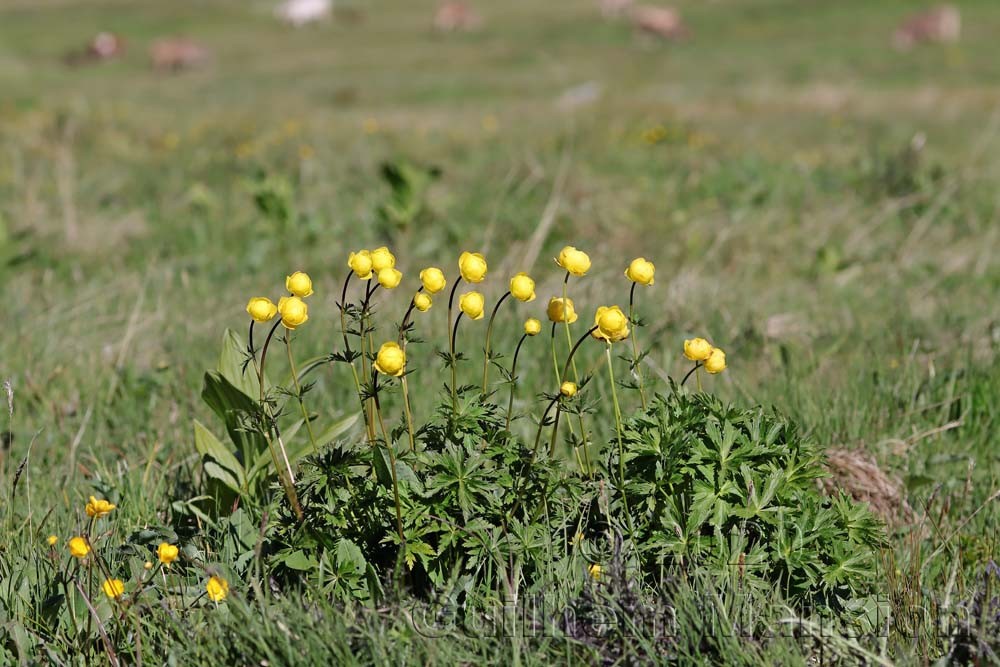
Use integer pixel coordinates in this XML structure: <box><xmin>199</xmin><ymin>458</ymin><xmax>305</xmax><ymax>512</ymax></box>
<box><xmin>509</xmin><ymin>272</ymin><xmax>536</xmax><ymax>302</ymax></box>
<box><xmin>285</xmin><ymin>271</ymin><xmax>314</xmax><ymax>298</ymax></box>
<box><xmin>85</xmin><ymin>496</ymin><xmax>116</xmax><ymax>519</ymax></box>
<box><xmin>419</xmin><ymin>267</ymin><xmax>446</xmax><ymax>294</ymax></box>
<box><xmin>546</xmin><ymin>297</ymin><xmax>578</xmax><ymax>324</ymax></box>
<box><xmin>278</xmin><ymin>296</ymin><xmax>309</xmax><ymax>330</ymax></box>
<box><xmin>158</xmin><ymin>542</ymin><xmax>179</xmax><ymax>566</ymax></box>
<box><xmin>524</xmin><ymin>318</ymin><xmax>542</xmax><ymax>336</ymax></box>
<box><xmin>348</xmin><ymin>250</ymin><xmax>374</xmax><ymax>280</ymax></box>
<box><xmin>144</xmin><ymin>561</ymin><xmax>153</xmax><ymax>570</ymax></box>
<box><xmin>206</xmin><ymin>575</ymin><xmax>230</xmax><ymax>602</ymax></box>
<box><xmin>458</xmin><ymin>251</ymin><xmax>488</xmax><ymax>283</ymax></box>
<box><xmin>377</xmin><ymin>267</ymin><xmax>403</xmax><ymax>289</ymax></box>
<box><xmin>102</xmin><ymin>578</ymin><xmax>125</xmax><ymax>600</ymax></box>
<box><xmin>704</xmin><ymin>348</ymin><xmax>727</xmax><ymax>374</ymax></box>
<box><xmin>625</xmin><ymin>257</ymin><xmax>655</xmax><ymax>286</ymax></box>
<box><xmin>68</xmin><ymin>536</ymin><xmax>90</xmax><ymax>559</ymax></box>
<box><xmin>413</xmin><ymin>292</ymin><xmax>432</xmax><ymax>312</ymax></box>
<box><xmin>560</xmin><ymin>381</ymin><xmax>577</xmax><ymax>398</ymax></box>
<box><xmin>374</xmin><ymin>342</ymin><xmax>406</xmax><ymax>377</ymax></box>
<box><xmin>370</xmin><ymin>246</ymin><xmax>396</xmax><ymax>272</ymax></box>
<box><xmin>556</xmin><ymin>246</ymin><xmax>591</xmax><ymax>277</ymax></box>
<box><xmin>459</xmin><ymin>291</ymin><xmax>485</xmax><ymax>320</ymax></box>
<box><xmin>592</xmin><ymin>306</ymin><xmax>630</xmax><ymax>343</ymax></box>
<box><xmin>47</xmin><ymin>535</ymin><xmax>58</xmax><ymax>546</ymax></box>
<box><xmin>588</xmin><ymin>564</ymin><xmax>602</xmax><ymax>581</ymax></box>
<box><xmin>246</xmin><ymin>297</ymin><xmax>278</xmax><ymax>323</ymax></box>
<box><xmin>683</xmin><ymin>338</ymin><xmax>713</xmax><ymax>362</ymax></box>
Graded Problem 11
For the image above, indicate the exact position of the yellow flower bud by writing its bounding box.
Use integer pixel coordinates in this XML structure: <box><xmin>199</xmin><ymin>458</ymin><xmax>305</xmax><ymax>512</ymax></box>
<box><xmin>377</xmin><ymin>267</ymin><xmax>403</xmax><ymax>289</ymax></box>
<box><xmin>85</xmin><ymin>496</ymin><xmax>116</xmax><ymax>519</ymax></box>
<box><xmin>348</xmin><ymin>250</ymin><xmax>374</xmax><ymax>280</ymax></box>
<box><xmin>278</xmin><ymin>296</ymin><xmax>309</xmax><ymax>330</ymax></box>
<box><xmin>419</xmin><ymin>267</ymin><xmax>446</xmax><ymax>294</ymax></box>
<box><xmin>556</xmin><ymin>246</ymin><xmax>591</xmax><ymax>277</ymax></box>
<box><xmin>683</xmin><ymin>338</ymin><xmax>713</xmax><ymax>362</ymax></box>
<box><xmin>591</xmin><ymin>306</ymin><xmax>630</xmax><ymax>343</ymax></box>
<box><xmin>459</xmin><ymin>291</ymin><xmax>485</xmax><ymax>320</ymax></box>
<box><xmin>47</xmin><ymin>535</ymin><xmax>58</xmax><ymax>546</ymax></box>
<box><xmin>588</xmin><ymin>564</ymin><xmax>602</xmax><ymax>581</ymax></box>
<box><xmin>546</xmin><ymin>297</ymin><xmax>578</xmax><ymax>324</ymax></box>
<box><xmin>246</xmin><ymin>297</ymin><xmax>278</xmax><ymax>323</ymax></box>
<box><xmin>370</xmin><ymin>246</ymin><xmax>396</xmax><ymax>272</ymax></box>
<box><xmin>68</xmin><ymin>536</ymin><xmax>90</xmax><ymax>559</ymax></box>
<box><xmin>458</xmin><ymin>251</ymin><xmax>488</xmax><ymax>283</ymax></box>
<box><xmin>560</xmin><ymin>381</ymin><xmax>577</xmax><ymax>397</ymax></box>
<box><xmin>285</xmin><ymin>271</ymin><xmax>314</xmax><ymax>298</ymax></box>
<box><xmin>102</xmin><ymin>578</ymin><xmax>125</xmax><ymax>599</ymax></box>
<box><xmin>374</xmin><ymin>342</ymin><xmax>406</xmax><ymax>377</ymax></box>
<box><xmin>524</xmin><ymin>318</ymin><xmax>542</xmax><ymax>336</ymax></box>
<box><xmin>144</xmin><ymin>561</ymin><xmax>153</xmax><ymax>570</ymax></box>
<box><xmin>206</xmin><ymin>575</ymin><xmax>229</xmax><ymax>602</ymax></box>
<box><xmin>509</xmin><ymin>272</ymin><xmax>536</xmax><ymax>302</ymax></box>
<box><xmin>157</xmin><ymin>542</ymin><xmax>179</xmax><ymax>566</ymax></box>
<box><xmin>704</xmin><ymin>348</ymin><xmax>727</xmax><ymax>374</ymax></box>
<box><xmin>625</xmin><ymin>257</ymin><xmax>655</xmax><ymax>286</ymax></box>
<box><xmin>413</xmin><ymin>292</ymin><xmax>432</xmax><ymax>312</ymax></box>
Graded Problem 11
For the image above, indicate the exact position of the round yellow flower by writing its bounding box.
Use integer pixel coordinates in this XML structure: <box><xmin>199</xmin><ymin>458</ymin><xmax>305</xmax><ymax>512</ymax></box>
<box><xmin>85</xmin><ymin>496</ymin><xmax>116</xmax><ymax>519</ymax></box>
<box><xmin>144</xmin><ymin>561</ymin><xmax>153</xmax><ymax>570</ymax></box>
<box><xmin>419</xmin><ymin>267</ymin><xmax>446</xmax><ymax>294</ymax></box>
<box><xmin>683</xmin><ymin>338</ymin><xmax>713</xmax><ymax>362</ymax></box>
<box><xmin>459</xmin><ymin>291</ymin><xmax>485</xmax><ymax>320</ymax></box>
<box><xmin>47</xmin><ymin>535</ymin><xmax>58</xmax><ymax>547</ymax></box>
<box><xmin>556</xmin><ymin>246</ymin><xmax>591</xmax><ymax>277</ymax></box>
<box><xmin>509</xmin><ymin>272</ymin><xmax>536</xmax><ymax>302</ymax></box>
<box><xmin>157</xmin><ymin>542</ymin><xmax>179</xmax><ymax>566</ymax></box>
<box><xmin>377</xmin><ymin>267</ymin><xmax>403</xmax><ymax>289</ymax></box>
<box><xmin>458</xmin><ymin>252</ymin><xmax>488</xmax><ymax>283</ymax></box>
<box><xmin>588</xmin><ymin>564</ymin><xmax>602</xmax><ymax>581</ymax></box>
<box><xmin>206</xmin><ymin>575</ymin><xmax>229</xmax><ymax>602</ymax></box>
<box><xmin>374</xmin><ymin>342</ymin><xmax>406</xmax><ymax>377</ymax></box>
<box><xmin>524</xmin><ymin>318</ymin><xmax>542</xmax><ymax>336</ymax></box>
<box><xmin>370</xmin><ymin>246</ymin><xmax>396</xmax><ymax>272</ymax></box>
<box><xmin>246</xmin><ymin>297</ymin><xmax>278</xmax><ymax>323</ymax></box>
<box><xmin>560</xmin><ymin>381</ymin><xmax>577</xmax><ymax>397</ymax></box>
<box><xmin>278</xmin><ymin>296</ymin><xmax>309</xmax><ymax>330</ymax></box>
<box><xmin>704</xmin><ymin>348</ymin><xmax>727</xmax><ymax>374</ymax></box>
<box><xmin>546</xmin><ymin>297</ymin><xmax>578</xmax><ymax>324</ymax></box>
<box><xmin>285</xmin><ymin>271</ymin><xmax>314</xmax><ymax>298</ymax></box>
<box><xmin>68</xmin><ymin>536</ymin><xmax>90</xmax><ymax>559</ymax></box>
<box><xmin>413</xmin><ymin>292</ymin><xmax>432</xmax><ymax>312</ymax></box>
<box><xmin>102</xmin><ymin>578</ymin><xmax>125</xmax><ymax>599</ymax></box>
<box><xmin>348</xmin><ymin>250</ymin><xmax>374</xmax><ymax>280</ymax></box>
<box><xmin>625</xmin><ymin>257</ymin><xmax>655</xmax><ymax>286</ymax></box>
<box><xmin>592</xmin><ymin>306</ymin><xmax>630</xmax><ymax>343</ymax></box>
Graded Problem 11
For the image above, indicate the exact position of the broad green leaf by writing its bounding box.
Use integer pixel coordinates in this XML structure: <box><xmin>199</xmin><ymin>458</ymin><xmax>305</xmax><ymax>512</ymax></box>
<box><xmin>218</xmin><ymin>328</ymin><xmax>269</xmax><ymax>398</ymax></box>
<box><xmin>193</xmin><ymin>419</ymin><xmax>245</xmax><ymax>489</ymax></box>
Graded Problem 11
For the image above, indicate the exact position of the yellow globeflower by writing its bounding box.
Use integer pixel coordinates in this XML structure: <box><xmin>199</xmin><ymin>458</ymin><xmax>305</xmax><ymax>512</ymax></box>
<box><xmin>458</xmin><ymin>252</ymin><xmax>488</xmax><ymax>283</ymax></box>
<box><xmin>546</xmin><ymin>297</ymin><xmax>578</xmax><ymax>324</ymax></box>
<box><xmin>556</xmin><ymin>246</ymin><xmax>591</xmax><ymax>277</ymax></box>
<box><xmin>102</xmin><ymin>578</ymin><xmax>125</xmax><ymax>600</ymax></box>
<box><xmin>591</xmin><ymin>306</ymin><xmax>630</xmax><ymax>342</ymax></box>
<box><xmin>588</xmin><ymin>564</ymin><xmax>602</xmax><ymax>581</ymax></box>
<box><xmin>377</xmin><ymin>267</ymin><xmax>403</xmax><ymax>289</ymax></box>
<box><xmin>625</xmin><ymin>257</ymin><xmax>655</xmax><ymax>286</ymax></box>
<box><xmin>370</xmin><ymin>246</ymin><xmax>396</xmax><ymax>272</ymax></box>
<box><xmin>144</xmin><ymin>561</ymin><xmax>154</xmax><ymax>570</ymax></box>
<box><xmin>348</xmin><ymin>250</ymin><xmax>374</xmax><ymax>280</ymax></box>
<box><xmin>683</xmin><ymin>338</ymin><xmax>713</xmax><ymax>362</ymax></box>
<box><xmin>85</xmin><ymin>496</ymin><xmax>116</xmax><ymax>519</ymax></box>
<box><xmin>419</xmin><ymin>267</ymin><xmax>446</xmax><ymax>294</ymax></box>
<box><xmin>206</xmin><ymin>575</ymin><xmax>229</xmax><ymax>602</ymax></box>
<box><xmin>524</xmin><ymin>318</ymin><xmax>542</xmax><ymax>336</ymax></box>
<box><xmin>246</xmin><ymin>297</ymin><xmax>278</xmax><ymax>323</ymax></box>
<box><xmin>47</xmin><ymin>535</ymin><xmax>58</xmax><ymax>546</ymax></box>
<box><xmin>704</xmin><ymin>348</ymin><xmax>727</xmax><ymax>374</ymax></box>
<box><xmin>157</xmin><ymin>542</ymin><xmax>179</xmax><ymax>566</ymax></box>
<box><xmin>459</xmin><ymin>291</ymin><xmax>485</xmax><ymax>320</ymax></box>
<box><xmin>413</xmin><ymin>292</ymin><xmax>432</xmax><ymax>312</ymax></box>
<box><xmin>285</xmin><ymin>271</ymin><xmax>314</xmax><ymax>298</ymax></box>
<box><xmin>278</xmin><ymin>296</ymin><xmax>309</xmax><ymax>330</ymax></box>
<box><xmin>509</xmin><ymin>272</ymin><xmax>536</xmax><ymax>302</ymax></box>
<box><xmin>374</xmin><ymin>342</ymin><xmax>406</xmax><ymax>377</ymax></box>
<box><xmin>560</xmin><ymin>381</ymin><xmax>577</xmax><ymax>397</ymax></box>
<box><xmin>68</xmin><ymin>536</ymin><xmax>90</xmax><ymax>559</ymax></box>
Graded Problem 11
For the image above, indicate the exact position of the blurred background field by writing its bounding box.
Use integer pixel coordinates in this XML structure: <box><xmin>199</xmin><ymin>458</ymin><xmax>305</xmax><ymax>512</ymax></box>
<box><xmin>1</xmin><ymin>0</ymin><xmax>1000</xmax><ymax>662</ymax></box>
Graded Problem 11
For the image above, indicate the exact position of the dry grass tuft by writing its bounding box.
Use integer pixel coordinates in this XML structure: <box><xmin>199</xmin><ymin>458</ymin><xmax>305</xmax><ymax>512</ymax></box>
<box><xmin>821</xmin><ymin>447</ymin><xmax>914</xmax><ymax>525</ymax></box>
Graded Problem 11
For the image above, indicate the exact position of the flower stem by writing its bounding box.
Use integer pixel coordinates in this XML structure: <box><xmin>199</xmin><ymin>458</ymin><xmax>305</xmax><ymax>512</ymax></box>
<box><xmin>505</xmin><ymin>333</ymin><xmax>528</xmax><ymax>432</ymax></box>
<box><xmin>481</xmin><ymin>290</ymin><xmax>512</xmax><ymax>395</ymax></box>
<box><xmin>447</xmin><ymin>279</ymin><xmax>461</xmax><ymax>412</ymax></box>
<box><xmin>339</xmin><ymin>270</ymin><xmax>373</xmax><ymax>442</ymax></box>
<box><xmin>627</xmin><ymin>282</ymin><xmax>647</xmax><ymax>409</ymax></box>
<box><xmin>606</xmin><ymin>345</ymin><xmax>636</xmax><ymax>541</ymax></box>
<box><xmin>285</xmin><ymin>335</ymin><xmax>318</xmax><ymax>454</ymax></box>
<box><xmin>399</xmin><ymin>292</ymin><xmax>421</xmax><ymax>452</ymax></box>
<box><xmin>372</xmin><ymin>373</ymin><xmax>405</xmax><ymax>544</ymax></box>
<box><xmin>680</xmin><ymin>362</ymin><xmax>702</xmax><ymax>388</ymax></box>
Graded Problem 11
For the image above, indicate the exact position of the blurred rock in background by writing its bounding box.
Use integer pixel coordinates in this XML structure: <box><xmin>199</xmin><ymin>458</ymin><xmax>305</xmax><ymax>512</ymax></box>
<box><xmin>434</xmin><ymin>2</ymin><xmax>483</xmax><ymax>33</ymax></box>
<box><xmin>63</xmin><ymin>32</ymin><xmax>125</xmax><ymax>66</ymax></box>
<box><xmin>892</xmin><ymin>5</ymin><xmax>960</xmax><ymax>50</ymax></box>
<box><xmin>150</xmin><ymin>38</ymin><xmax>211</xmax><ymax>72</ymax></box>
<box><xmin>275</xmin><ymin>0</ymin><xmax>332</xmax><ymax>28</ymax></box>
<box><xmin>631</xmin><ymin>5</ymin><xmax>688</xmax><ymax>41</ymax></box>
